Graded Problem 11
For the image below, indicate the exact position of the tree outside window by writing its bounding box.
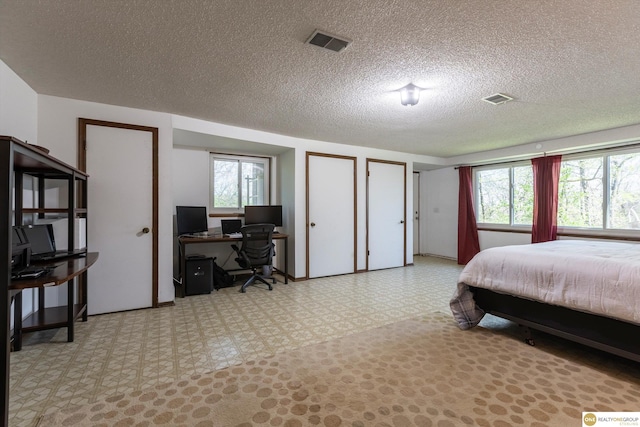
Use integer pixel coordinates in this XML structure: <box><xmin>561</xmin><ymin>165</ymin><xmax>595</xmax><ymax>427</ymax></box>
<box><xmin>557</xmin><ymin>158</ymin><xmax>603</xmax><ymax>228</ymax></box>
<box><xmin>476</xmin><ymin>165</ymin><xmax>533</xmax><ymax>225</ymax></box>
<box><xmin>476</xmin><ymin>168</ymin><xmax>510</xmax><ymax>224</ymax></box>
<box><xmin>609</xmin><ymin>153</ymin><xmax>640</xmax><ymax>229</ymax></box>
<box><xmin>211</xmin><ymin>155</ymin><xmax>269</xmax><ymax>212</ymax></box>
<box><xmin>513</xmin><ymin>165</ymin><xmax>533</xmax><ymax>225</ymax></box>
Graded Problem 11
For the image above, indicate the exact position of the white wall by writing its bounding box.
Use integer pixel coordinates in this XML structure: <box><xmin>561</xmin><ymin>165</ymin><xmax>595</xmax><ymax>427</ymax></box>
<box><xmin>278</xmin><ymin>148</ymin><xmax>296</xmax><ymax>276</ymax></box>
<box><xmin>172</xmin><ymin>146</ymin><xmax>212</xmax><ymax>216</ymax></box>
<box><xmin>37</xmin><ymin>95</ymin><xmax>175</xmax><ymax>305</ymax></box>
<box><xmin>171</xmin><ymin>115</ymin><xmax>433</xmax><ymax>278</ymax></box>
<box><xmin>0</xmin><ymin>61</ymin><xmax>38</xmax><ymax>144</ymax></box>
<box><xmin>422</xmin><ymin>167</ymin><xmax>458</xmax><ymax>259</ymax></box>
<box><xmin>1</xmin><ymin>60</ymin><xmax>39</xmax><ymax>326</ymax></box>
<box><xmin>478</xmin><ymin>230</ymin><xmax>530</xmax><ymax>249</ymax></box>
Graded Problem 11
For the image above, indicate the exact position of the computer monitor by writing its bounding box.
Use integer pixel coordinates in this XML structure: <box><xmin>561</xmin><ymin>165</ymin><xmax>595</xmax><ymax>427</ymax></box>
<box><xmin>176</xmin><ymin>206</ymin><xmax>209</xmax><ymax>236</ymax></box>
<box><xmin>11</xmin><ymin>226</ymin><xmax>32</xmax><ymax>268</ymax></box>
<box><xmin>12</xmin><ymin>227</ymin><xmax>26</xmax><ymax>248</ymax></box>
<box><xmin>244</xmin><ymin>205</ymin><xmax>283</xmax><ymax>226</ymax></box>
<box><xmin>221</xmin><ymin>219</ymin><xmax>242</xmax><ymax>235</ymax></box>
<box><xmin>20</xmin><ymin>224</ymin><xmax>56</xmax><ymax>256</ymax></box>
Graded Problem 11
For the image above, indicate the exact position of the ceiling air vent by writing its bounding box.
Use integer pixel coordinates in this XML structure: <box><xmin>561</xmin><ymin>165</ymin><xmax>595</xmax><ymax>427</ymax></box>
<box><xmin>482</xmin><ymin>93</ymin><xmax>514</xmax><ymax>105</ymax></box>
<box><xmin>306</xmin><ymin>30</ymin><xmax>351</xmax><ymax>52</ymax></box>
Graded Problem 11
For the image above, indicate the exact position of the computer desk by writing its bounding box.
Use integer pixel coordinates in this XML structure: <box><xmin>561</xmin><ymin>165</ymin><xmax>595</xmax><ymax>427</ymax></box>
<box><xmin>177</xmin><ymin>233</ymin><xmax>289</xmax><ymax>288</ymax></box>
<box><xmin>9</xmin><ymin>252</ymin><xmax>99</xmax><ymax>351</ymax></box>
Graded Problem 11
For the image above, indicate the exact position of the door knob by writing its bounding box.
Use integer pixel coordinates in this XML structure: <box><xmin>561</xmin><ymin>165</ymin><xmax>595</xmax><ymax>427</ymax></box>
<box><xmin>400</xmin><ymin>220</ymin><xmax>404</xmax><ymax>224</ymax></box>
<box><xmin>141</xmin><ymin>227</ymin><xmax>150</xmax><ymax>234</ymax></box>
<box><xmin>310</xmin><ymin>222</ymin><xmax>316</xmax><ymax>227</ymax></box>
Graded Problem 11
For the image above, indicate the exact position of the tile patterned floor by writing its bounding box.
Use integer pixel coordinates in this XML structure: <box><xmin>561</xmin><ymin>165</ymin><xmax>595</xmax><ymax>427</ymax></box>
<box><xmin>9</xmin><ymin>256</ymin><xmax>463</xmax><ymax>427</ymax></box>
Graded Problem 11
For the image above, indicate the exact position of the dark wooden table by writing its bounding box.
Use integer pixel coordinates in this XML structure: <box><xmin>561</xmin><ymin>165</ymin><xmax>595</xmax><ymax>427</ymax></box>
<box><xmin>9</xmin><ymin>252</ymin><xmax>99</xmax><ymax>351</ymax></box>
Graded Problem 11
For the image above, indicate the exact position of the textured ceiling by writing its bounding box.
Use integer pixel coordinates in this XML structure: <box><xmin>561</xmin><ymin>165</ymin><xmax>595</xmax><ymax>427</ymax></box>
<box><xmin>1</xmin><ymin>0</ymin><xmax>640</xmax><ymax>158</ymax></box>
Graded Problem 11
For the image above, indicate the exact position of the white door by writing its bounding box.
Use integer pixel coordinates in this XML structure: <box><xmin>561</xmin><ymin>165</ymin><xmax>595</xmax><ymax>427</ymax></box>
<box><xmin>86</xmin><ymin>125</ymin><xmax>153</xmax><ymax>314</ymax></box>
<box><xmin>307</xmin><ymin>153</ymin><xmax>356</xmax><ymax>278</ymax></box>
<box><xmin>413</xmin><ymin>172</ymin><xmax>420</xmax><ymax>255</ymax></box>
<box><xmin>368</xmin><ymin>160</ymin><xmax>406</xmax><ymax>270</ymax></box>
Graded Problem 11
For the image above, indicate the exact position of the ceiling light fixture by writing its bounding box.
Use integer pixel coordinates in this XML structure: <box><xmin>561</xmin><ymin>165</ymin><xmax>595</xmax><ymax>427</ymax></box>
<box><xmin>398</xmin><ymin>83</ymin><xmax>426</xmax><ymax>106</ymax></box>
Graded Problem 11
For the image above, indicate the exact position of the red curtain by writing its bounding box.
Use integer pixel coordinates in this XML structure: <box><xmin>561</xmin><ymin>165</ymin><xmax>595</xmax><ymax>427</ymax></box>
<box><xmin>531</xmin><ymin>155</ymin><xmax>562</xmax><ymax>243</ymax></box>
<box><xmin>457</xmin><ymin>166</ymin><xmax>480</xmax><ymax>264</ymax></box>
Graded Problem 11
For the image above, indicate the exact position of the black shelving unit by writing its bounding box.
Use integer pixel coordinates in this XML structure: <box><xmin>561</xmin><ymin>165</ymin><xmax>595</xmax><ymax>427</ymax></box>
<box><xmin>1</xmin><ymin>135</ymin><xmax>90</xmax><ymax>427</ymax></box>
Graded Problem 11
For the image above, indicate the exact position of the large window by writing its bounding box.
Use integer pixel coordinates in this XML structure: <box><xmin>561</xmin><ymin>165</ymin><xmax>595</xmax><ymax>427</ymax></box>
<box><xmin>475</xmin><ymin>164</ymin><xmax>533</xmax><ymax>226</ymax></box>
<box><xmin>557</xmin><ymin>157</ymin><xmax>603</xmax><ymax>228</ymax></box>
<box><xmin>210</xmin><ymin>154</ymin><xmax>270</xmax><ymax>213</ymax></box>
<box><xmin>608</xmin><ymin>152</ymin><xmax>640</xmax><ymax>229</ymax></box>
<box><xmin>474</xmin><ymin>148</ymin><xmax>640</xmax><ymax>232</ymax></box>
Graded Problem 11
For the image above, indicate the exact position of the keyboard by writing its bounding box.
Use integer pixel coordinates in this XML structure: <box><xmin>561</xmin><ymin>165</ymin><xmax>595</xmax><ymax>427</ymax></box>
<box><xmin>183</xmin><ymin>232</ymin><xmax>213</xmax><ymax>238</ymax></box>
<box><xmin>225</xmin><ymin>232</ymin><xmax>242</xmax><ymax>238</ymax></box>
<box><xmin>31</xmin><ymin>249</ymin><xmax>87</xmax><ymax>262</ymax></box>
<box><xmin>12</xmin><ymin>266</ymin><xmax>50</xmax><ymax>280</ymax></box>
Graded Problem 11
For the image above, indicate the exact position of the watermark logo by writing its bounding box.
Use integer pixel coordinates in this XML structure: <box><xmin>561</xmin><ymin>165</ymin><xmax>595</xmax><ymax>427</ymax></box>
<box><xmin>582</xmin><ymin>412</ymin><xmax>640</xmax><ymax>427</ymax></box>
<box><xmin>584</xmin><ymin>413</ymin><xmax>597</xmax><ymax>426</ymax></box>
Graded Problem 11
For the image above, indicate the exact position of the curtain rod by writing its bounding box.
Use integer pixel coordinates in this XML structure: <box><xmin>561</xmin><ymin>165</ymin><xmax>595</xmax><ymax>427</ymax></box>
<box><xmin>454</xmin><ymin>139</ymin><xmax>640</xmax><ymax>170</ymax></box>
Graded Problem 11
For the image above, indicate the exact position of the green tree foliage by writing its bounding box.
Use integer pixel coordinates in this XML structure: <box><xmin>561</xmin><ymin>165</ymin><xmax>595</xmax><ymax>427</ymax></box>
<box><xmin>213</xmin><ymin>159</ymin><xmax>239</xmax><ymax>208</ymax></box>
<box><xmin>513</xmin><ymin>166</ymin><xmax>533</xmax><ymax>225</ymax></box>
<box><xmin>477</xmin><ymin>168</ymin><xmax>509</xmax><ymax>224</ymax></box>
<box><xmin>557</xmin><ymin>158</ymin><xmax>603</xmax><ymax>227</ymax></box>
<box><xmin>609</xmin><ymin>153</ymin><xmax>640</xmax><ymax>229</ymax></box>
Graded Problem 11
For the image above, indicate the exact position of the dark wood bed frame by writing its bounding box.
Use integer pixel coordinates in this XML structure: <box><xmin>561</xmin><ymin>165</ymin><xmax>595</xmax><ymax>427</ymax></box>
<box><xmin>470</xmin><ymin>286</ymin><xmax>640</xmax><ymax>363</ymax></box>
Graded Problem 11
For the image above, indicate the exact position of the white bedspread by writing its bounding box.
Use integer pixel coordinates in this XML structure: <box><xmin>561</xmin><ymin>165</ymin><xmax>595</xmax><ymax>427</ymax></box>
<box><xmin>450</xmin><ymin>240</ymin><xmax>640</xmax><ymax>329</ymax></box>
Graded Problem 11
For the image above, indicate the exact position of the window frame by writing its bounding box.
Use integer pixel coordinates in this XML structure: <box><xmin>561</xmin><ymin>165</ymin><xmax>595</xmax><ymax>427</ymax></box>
<box><xmin>473</xmin><ymin>146</ymin><xmax>640</xmax><ymax>239</ymax></box>
<box><xmin>474</xmin><ymin>161</ymin><xmax>532</xmax><ymax>232</ymax></box>
<box><xmin>209</xmin><ymin>152</ymin><xmax>271</xmax><ymax>216</ymax></box>
<box><xmin>557</xmin><ymin>146</ymin><xmax>640</xmax><ymax>238</ymax></box>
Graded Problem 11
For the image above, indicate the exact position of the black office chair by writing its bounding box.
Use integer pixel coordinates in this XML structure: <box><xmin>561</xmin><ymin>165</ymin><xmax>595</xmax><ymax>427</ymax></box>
<box><xmin>231</xmin><ymin>223</ymin><xmax>276</xmax><ymax>293</ymax></box>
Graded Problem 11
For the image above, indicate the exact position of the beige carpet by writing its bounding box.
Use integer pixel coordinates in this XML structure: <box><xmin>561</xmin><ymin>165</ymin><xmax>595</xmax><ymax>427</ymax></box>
<box><xmin>38</xmin><ymin>312</ymin><xmax>640</xmax><ymax>427</ymax></box>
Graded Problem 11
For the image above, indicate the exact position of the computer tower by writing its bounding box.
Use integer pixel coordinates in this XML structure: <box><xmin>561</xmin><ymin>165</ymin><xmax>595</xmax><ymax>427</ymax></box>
<box><xmin>185</xmin><ymin>256</ymin><xmax>214</xmax><ymax>296</ymax></box>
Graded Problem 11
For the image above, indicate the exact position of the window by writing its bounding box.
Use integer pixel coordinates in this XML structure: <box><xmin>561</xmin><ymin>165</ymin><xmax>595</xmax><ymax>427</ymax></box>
<box><xmin>608</xmin><ymin>152</ymin><xmax>640</xmax><ymax>229</ymax></box>
<box><xmin>476</xmin><ymin>168</ymin><xmax>509</xmax><ymax>224</ymax></box>
<box><xmin>557</xmin><ymin>157</ymin><xmax>603</xmax><ymax>228</ymax></box>
<box><xmin>557</xmin><ymin>151</ymin><xmax>640</xmax><ymax>230</ymax></box>
<box><xmin>475</xmin><ymin>164</ymin><xmax>533</xmax><ymax>226</ymax></box>
<box><xmin>210</xmin><ymin>154</ymin><xmax>270</xmax><ymax>213</ymax></box>
<box><xmin>474</xmin><ymin>147</ymin><xmax>640</xmax><ymax>232</ymax></box>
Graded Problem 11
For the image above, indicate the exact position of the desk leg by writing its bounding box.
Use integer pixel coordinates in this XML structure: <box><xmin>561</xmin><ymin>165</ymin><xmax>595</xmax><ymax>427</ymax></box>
<box><xmin>67</xmin><ymin>279</ymin><xmax>74</xmax><ymax>342</ymax></box>
<box><xmin>284</xmin><ymin>237</ymin><xmax>288</xmax><ymax>284</ymax></box>
<box><xmin>81</xmin><ymin>271</ymin><xmax>88</xmax><ymax>322</ymax></box>
<box><xmin>179</xmin><ymin>239</ymin><xmax>186</xmax><ymax>297</ymax></box>
<box><xmin>13</xmin><ymin>292</ymin><xmax>22</xmax><ymax>352</ymax></box>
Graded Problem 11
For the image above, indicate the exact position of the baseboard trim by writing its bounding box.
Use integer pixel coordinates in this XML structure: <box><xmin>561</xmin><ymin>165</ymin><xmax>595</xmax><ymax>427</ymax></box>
<box><xmin>420</xmin><ymin>253</ymin><xmax>457</xmax><ymax>262</ymax></box>
<box><xmin>157</xmin><ymin>301</ymin><xmax>175</xmax><ymax>308</ymax></box>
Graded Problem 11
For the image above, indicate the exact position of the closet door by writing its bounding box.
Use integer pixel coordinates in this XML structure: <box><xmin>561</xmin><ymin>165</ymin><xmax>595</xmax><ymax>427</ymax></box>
<box><xmin>307</xmin><ymin>152</ymin><xmax>356</xmax><ymax>278</ymax></box>
<box><xmin>367</xmin><ymin>159</ymin><xmax>406</xmax><ymax>270</ymax></box>
<box><xmin>85</xmin><ymin>123</ymin><xmax>155</xmax><ymax>314</ymax></box>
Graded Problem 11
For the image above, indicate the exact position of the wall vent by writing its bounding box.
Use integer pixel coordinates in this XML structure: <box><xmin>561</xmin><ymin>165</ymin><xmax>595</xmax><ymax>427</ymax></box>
<box><xmin>306</xmin><ymin>30</ymin><xmax>351</xmax><ymax>52</ymax></box>
<box><xmin>482</xmin><ymin>93</ymin><xmax>514</xmax><ymax>105</ymax></box>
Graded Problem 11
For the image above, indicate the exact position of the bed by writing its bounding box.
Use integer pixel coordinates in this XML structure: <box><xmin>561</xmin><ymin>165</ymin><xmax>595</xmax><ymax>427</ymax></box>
<box><xmin>450</xmin><ymin>240</ymin><xmax>640</xmax><ymax>362</ymax></box>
